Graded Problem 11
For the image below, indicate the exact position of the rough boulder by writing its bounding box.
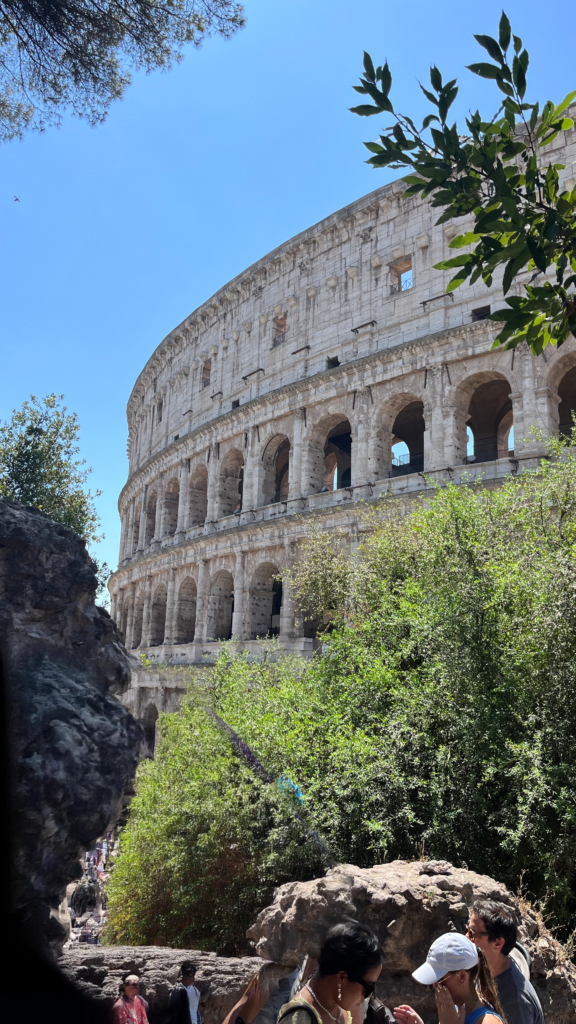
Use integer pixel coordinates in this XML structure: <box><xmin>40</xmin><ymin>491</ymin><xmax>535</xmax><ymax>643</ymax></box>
<box><xmin>248</xmin><ymin>860</ymin><xmax>576</xmax><ymax>1024</ymax></box>
<box><xmin>1</xmin><ymin>499</ymin><xmax>142</xmax><ymax>956</ymax></box>
<box><xmin>58</xmin><ymin>946</ymin><xmax>292</xmax><ymax>1024</ymax></box>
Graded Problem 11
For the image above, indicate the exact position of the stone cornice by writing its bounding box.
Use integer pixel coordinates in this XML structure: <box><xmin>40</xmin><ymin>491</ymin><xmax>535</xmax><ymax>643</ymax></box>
<box><xmin>118</xmin><ymin>317</ymin><xmax>497</xmax><ymax>511</ymax></box>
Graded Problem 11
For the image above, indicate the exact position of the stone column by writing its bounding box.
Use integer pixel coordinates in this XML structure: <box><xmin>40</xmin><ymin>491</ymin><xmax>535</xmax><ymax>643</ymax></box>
<box><xmin>175</xmin><ymin>463</ymin><xmax>188</xmax><ymax>537</ymax></box>
<box><xmin>110</xmin><ymin>589</ymin><xmax>119</xmax><ymax>623</ymax></box>
<box><xmin>140</xmin><ymin>574</ymin><xmax>154</xmax><ymax>648</ymax></box>
<box><xmin>193</xmin><ymin>558</ymin><xmax>209</xmax><ymax>642</ymax></box>
<box><xmin>118</xmin><ymin>511</ymin><xmax>129</xmax><ymax>564</ymax></box>
<box><xmin>424</xmin><ymin>367</ymin><xmax>446</xmax><ymax>471</ymax></box>
<box><xmin>351</xmin><ymin>388</ymin><xmax>370</xmax><ymax>487</ymax></box>
<box><xmin>231</xmin><ymin>551</ymin><xmax>246</xmax><ymax>639</ymax></box>
<box><xmin>279</xmin><ymin>543</ymin><xmax>295</xmax><ymax>639</ymax></box>
<box><xmin>152</xmin><ymin>479</ymin><xmax>164</xmax><ymax>544</ymax></box>
<box><xmin>136</xmin><ymin>486</ymin><xmax>148</xmax><ymax>553</ymax></box>
<box><xmin>125</xmin><ymin>585</ymin><xmax>136</xmax><ymax>649</ymax></box>
<box><xmin>163</xmin><ymin>568</ymin><xmax>177</xmax><ymax>645</ymax></box>
<box><xmin>204</xmin><ymin>451</ymin><xmax>218</xmax><ymax>533</ymax></box>
<box><xmin>288</xmin><ymin>409</ymin><xmax>305</xmax><ymax>500</ymax></box>
<box><xmin>125</xmin><ymin>500</ymin><xmax>136</xmax><ymax>561</ymax></box>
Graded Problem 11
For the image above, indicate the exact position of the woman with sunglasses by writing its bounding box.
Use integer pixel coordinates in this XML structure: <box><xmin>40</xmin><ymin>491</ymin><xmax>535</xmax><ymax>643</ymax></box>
<box><xmin>394</xmin><ymin>934</ymin><xmax>506</xmax><ymax>1024</ymax></box>
<box><xmin>278</xmin><ymin>922</ymin><xmax>384</xmax><ymax>1024</ymax></box>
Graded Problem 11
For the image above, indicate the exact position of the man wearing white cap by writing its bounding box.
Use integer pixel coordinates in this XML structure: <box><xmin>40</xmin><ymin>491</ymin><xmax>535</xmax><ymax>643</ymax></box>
<box><xmin>393</xmin><ymin>934</ymin><xmax>504</xmax><ymax>1024</ymax></box>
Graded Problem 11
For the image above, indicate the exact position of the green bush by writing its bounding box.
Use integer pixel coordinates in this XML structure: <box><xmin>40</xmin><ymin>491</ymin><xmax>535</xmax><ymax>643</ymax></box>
<box><xmin>108</xmin><ymin>432</ymin><xmax>576</xmax><ymax>949</ymax></box>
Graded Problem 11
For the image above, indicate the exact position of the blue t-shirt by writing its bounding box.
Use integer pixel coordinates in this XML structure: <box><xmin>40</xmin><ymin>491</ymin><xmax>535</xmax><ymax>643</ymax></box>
<box><xmin>465</xmin><ymin>1006</ymin><xmax>502</xmax><ymax>1024</ymax></box>
<box><xmin>494</xmin><ymin>960</ymin><xmax>544</xmax><ymax>1024</ymax></box>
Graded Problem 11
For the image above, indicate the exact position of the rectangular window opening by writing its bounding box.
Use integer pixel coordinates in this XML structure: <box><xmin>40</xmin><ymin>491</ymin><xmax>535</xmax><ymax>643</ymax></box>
<box><xmin>390</xmin><ymin>257</ymin><xmax>413</xmax><ymax>295</ymax></box>
<box><xmin>326</xmin><ymin>356</ymin><xmax>340</xmax><ymax>370</ymax></box>
<box><xmin>202</xmin><ymin>361</ymin><xmax>211</xmax><ymax>389</ymax></box>
<box><xmin>273</xmin><ymin>315</ymin><xmax>287</xmax><ymax>347</ymax></box>
<box><xmin>157</xmin><ymin>399</ymin><xmax>163</xmax><ymax>423</ymax></box>
<box><xmin>472</xmin><ymin>305</ymin><xmax>491</xmax><ymax>322</ymax></box>
<box><xmin>231</xmin><ymin>399</ymin><xmax>240</xmax><ymax>409</ymax></box>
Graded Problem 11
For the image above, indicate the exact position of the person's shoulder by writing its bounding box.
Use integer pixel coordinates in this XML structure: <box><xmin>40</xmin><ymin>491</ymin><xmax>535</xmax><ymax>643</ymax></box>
<box><xmin>278</xmin><ymin>998</ymin><xmax>322</xmax><ymax>1024</ymax></box>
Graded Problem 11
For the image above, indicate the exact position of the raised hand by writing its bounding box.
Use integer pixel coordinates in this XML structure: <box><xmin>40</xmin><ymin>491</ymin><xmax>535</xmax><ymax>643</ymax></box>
<box><xmin>393</xmin><ymin>1005</ymin><xmax>424</xmax><ymax>1024</ymax></box>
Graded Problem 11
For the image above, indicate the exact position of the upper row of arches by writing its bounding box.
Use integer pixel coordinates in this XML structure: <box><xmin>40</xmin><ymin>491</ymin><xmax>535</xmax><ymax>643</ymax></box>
<box><xmin>122</xmin><ymin>359</ymin><xmax>576</xmax><ymax>557</ymax></box>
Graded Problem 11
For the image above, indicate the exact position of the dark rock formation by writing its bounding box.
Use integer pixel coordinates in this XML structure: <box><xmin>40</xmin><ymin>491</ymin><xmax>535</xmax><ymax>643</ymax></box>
<box><xmin>0</xmin><ymin>499</ymin><xmax>142</xmax><ymax>956</ymax></box>
<box><xmin>248</xmin><ymin>861</ymin><xmax>576</xmax><ymax>1024</ymax></box>
<box><xmin>58</xmin><ymin>946</ymin><xmax>291</xmax><ymax>1024</ymax></box>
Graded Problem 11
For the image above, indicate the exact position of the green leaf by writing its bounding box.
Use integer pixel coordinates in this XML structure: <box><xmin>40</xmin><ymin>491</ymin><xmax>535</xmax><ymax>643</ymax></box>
<box><xmin>422</xmin><ymin>114</ymin><xmax>440</xmax><ymax>129</ymax></box>
<box><xmin>420</xmin><ymin>83</ymin><xmax>439</xmax><ymax>105</ymax></box>
<box><xmin>352</xmin><ymin>85</ymin><xmax>367</xmax><ymax>94</ymax></box>
<box><xmin>513</xmin><ymin>35</ymin><xmax>522</xmax><ymax>53</ymax></box>
<box><xmin>430</xmin><ymin>65</ymin><xmax>443</xmax><ymax>92</ymax></box>
<box><xmin>499</xmin><ymin>11</ymin><xmax>511</xmax><ymax>51</ymax></box>
<box><xmin>364</xmin><ymin>142</ymin><xmax>384</xmax><ymax>154</ymax></box>
<box><xmin>363</xmin><ymin>51</ymin><xmax>376</xmax><ymax>83</ymax></box>
<box><xmin>467</xmin><ymin>62</ymin><xmax>501</xmax><ymax>80</ymax></box>
<box><xmin>529</xmin><ymin>102</ymin><xmax>539</xmax><ymax>131</ymax></box>
<box><xmin>526</xmin><ymin>236</ymin><xmax>547</xmax><ymax>273</ymax></box>
<box><xmin>474</xmin><ymin>34</ymin><xmax>504</xmax><ymax>63</ymax></box>
<box><xmin>561</xmin><ymin>117</ymin><xmax>574</xmax><ymax>130</ymax></box>
<box><xmin>350</xmin><ymin>105</ymin><xmax>382</xmax><ymax>117</ymax></box>
<box><xmin>448</xmin><ymin>232</ymin><xmax>482</xmax><ymax>248</ymax></box>
<box><xmin>554</xmin><ymin>90</ymin><xmax>576</xmax><ymax>116</ymax></box>
<box><xmin>379</xmin><ymin>62</ymin><xmax>392</xmax><ymax>97</ymax></box>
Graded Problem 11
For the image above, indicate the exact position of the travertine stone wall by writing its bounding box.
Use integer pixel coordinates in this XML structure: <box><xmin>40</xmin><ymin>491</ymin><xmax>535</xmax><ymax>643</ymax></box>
<box><xmin>110</xmin><ymin>120</ymin><xmax>576</xmax><ymax>677</ymax></box>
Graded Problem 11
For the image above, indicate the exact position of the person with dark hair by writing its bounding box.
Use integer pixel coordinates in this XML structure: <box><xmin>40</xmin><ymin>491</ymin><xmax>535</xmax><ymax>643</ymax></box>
<box><xmin>112</xmin><ymin>975</ymin><xmax>150</xmax><ymax>1024</ymax></box>
<box><xmin>166</xmin><ymin>962</ymin><xmax>203</xmax><ymax>1024</ymax></box>
<box><xmin>394</xmin><ymin>933</ymin><xmax>504</xmax><ymax>1024</ymax></box>
<box><xmin>467</xmin><ymin>902</ymin><xmax>544</xmax><ymax>1024</ymax></box>
<box><xmin>277</xmin><ymin>922</ymin><xmax>384</xmax><ymax>1024</ymax></box>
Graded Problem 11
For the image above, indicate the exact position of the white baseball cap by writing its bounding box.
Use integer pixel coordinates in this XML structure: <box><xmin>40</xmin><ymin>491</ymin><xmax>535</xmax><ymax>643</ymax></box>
<box><xmin>412</xmin><ymin>934</ymin><xmax>479</xmax><ymax>985</ymax></box>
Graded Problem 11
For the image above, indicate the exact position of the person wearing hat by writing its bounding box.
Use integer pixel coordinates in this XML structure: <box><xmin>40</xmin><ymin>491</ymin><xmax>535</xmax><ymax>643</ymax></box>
<box><xmin>393</xmin><ymin>934</ymin><xmax>505</xmax><ymax>1024</ymax></box>
<box><xmin>112</xmin><ymin>975</ymin><xmax>150</xmax><ymax>1024</ymax></box>
<box><xmin>167</xmin><ymin>962</ymin><xmax>203</xmax><ymax>1024</ymax></box>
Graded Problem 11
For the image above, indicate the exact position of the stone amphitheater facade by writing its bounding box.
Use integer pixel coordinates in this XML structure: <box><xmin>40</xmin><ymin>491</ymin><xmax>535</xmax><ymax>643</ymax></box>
<box><xmin>110</xmin><ymin>122</ymin><xmax>576</xmax><ymax>682</ymax></box>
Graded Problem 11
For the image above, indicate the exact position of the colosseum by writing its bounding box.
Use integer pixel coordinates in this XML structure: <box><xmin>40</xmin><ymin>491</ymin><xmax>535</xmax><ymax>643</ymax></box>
<box><xmin>110</xmin><ymin>123</ymin><xmax>576</xmax><ymax>683</ymax></box>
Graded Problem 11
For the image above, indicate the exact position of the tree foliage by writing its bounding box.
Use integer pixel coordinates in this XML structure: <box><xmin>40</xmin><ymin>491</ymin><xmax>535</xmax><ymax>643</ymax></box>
<box><xmin>109</xmin><ymin>436</ymin><xmax>576</xmax><ymax>948</ymax></box>
<box><xmin>0</xmin><ymin>393</ymin><xmax>109</xmax><ymax>594</ymax></box>
<box><xmin>0</xmin><ymin>0</ymin><xmax>245</xmax><ymax>140</ymax></box>
<box><xmin>104</xmin><ymin>685</ymin><xmax>326</xmax><ymax>953</ymax></box>
<box><xmin>351</xmin><ymin>12</ymin><xmax>576</xmax><ymax>355</ymax></box>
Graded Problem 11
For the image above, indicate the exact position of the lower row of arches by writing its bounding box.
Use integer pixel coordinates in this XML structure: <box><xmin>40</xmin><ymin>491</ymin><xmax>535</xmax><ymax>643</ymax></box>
<box><xmin>120</xmin><ymin>562</ymin><xmax>288</xmax><ymax>649</ymax></box>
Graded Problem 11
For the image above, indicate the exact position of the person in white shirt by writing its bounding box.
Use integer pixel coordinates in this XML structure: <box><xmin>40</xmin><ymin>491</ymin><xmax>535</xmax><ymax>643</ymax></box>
<box><xmin>167</xmin><ymin>961</ymin><xmax>202</xmax><ymax>1024</ymax></box>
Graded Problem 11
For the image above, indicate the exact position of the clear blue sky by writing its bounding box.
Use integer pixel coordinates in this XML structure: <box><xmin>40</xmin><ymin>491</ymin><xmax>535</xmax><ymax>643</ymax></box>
<box><xmin>1</xmin><ymin>0</ymin><xmax>573</xmax><ymax>574</ymax></box>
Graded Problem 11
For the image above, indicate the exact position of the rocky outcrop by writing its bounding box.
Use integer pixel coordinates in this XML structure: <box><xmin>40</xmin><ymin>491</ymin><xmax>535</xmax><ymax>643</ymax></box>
<box><xmin>0</xmin><ymin>499</ymin><xmax>142</xmax><ymax>956</ymax></box>
<box><xmin>58</xmin><ymin>946</ymin><xmax>292</xmax><ymax>1024</ymax></box>
<box><xmin>248</xmin><ymin>860</ymin><xmax>576</xmax><ymax>1024</ymax></box>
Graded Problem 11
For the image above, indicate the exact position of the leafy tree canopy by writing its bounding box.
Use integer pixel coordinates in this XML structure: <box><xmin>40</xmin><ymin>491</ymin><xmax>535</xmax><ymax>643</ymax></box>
<box><xmin>0</xmin><ymin>0</ymin><xmax>244</xmax><ymax>140</ymax></box>
<box><xmin>351</xmin><ymin>12</ymin><xmax>576</xmax><ymax>356</ymax></box>
<box><xmin>0</xmin><ymin>393</ymin><xmax>109</xmax><ymax>594</ymax></box>
<box><xmin>108</xmin><ymin>431</ymin><xmax>576</xmax><ymax>950</ymax></box>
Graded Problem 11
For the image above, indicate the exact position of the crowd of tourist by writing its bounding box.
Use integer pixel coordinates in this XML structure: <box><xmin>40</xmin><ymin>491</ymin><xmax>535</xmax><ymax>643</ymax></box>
<box><xmin>65</xmin><ymin>834</ymin><xmax>116</xmax><ymax>947</ymax></box>
<box><xmin>110</xmin><ymin>901</ymin><xmax>543</xmax><ymax>1024</ymax></box>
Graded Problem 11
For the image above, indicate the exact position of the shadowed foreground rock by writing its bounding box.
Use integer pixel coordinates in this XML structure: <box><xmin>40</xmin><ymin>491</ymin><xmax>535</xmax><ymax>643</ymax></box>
<box><xmin>248</xmin><ymin>860</ymin><xmax>576</xmax><ymax>1024</ymax></box>
<box><xmin>0</xmin><ymin>499</ymin><xmax>142</xmax><ymax>956</ymax></box>
<box><xmin>58</xmin><ymin>947</ymin><xmax>291</xmax><ymax>1024</ymax></box>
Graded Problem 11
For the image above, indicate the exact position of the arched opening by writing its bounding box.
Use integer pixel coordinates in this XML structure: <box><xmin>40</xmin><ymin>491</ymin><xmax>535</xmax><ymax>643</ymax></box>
<box><xmin>150</xmin><ymin>583</ymin><xmax>167</xmax><ymax>646</ymax></box>
<box><xmin>142</xmin><ymin>704</ymin><xmax>159</xmax><ymax>758</ymax></box>
<box><xmin>249</xmin><ymin>563</ymin><xmax>282</xmax><ymax>639</ymax></box>
<box><xmin>321</xmin><ymin>419</ymin><xmax>352</xmax><ymax>491</ymax></box>
<box><xmin>175</xmin><ymin>577</ymin><xmax>197</xmax><ymax>643</ymax></box>
<box><xmin>163</xmin><ymin>478</ymin><xmax>179</xmax><ymax>536</ymax></box>
<box><xmin>467</xmin><ymin>379</ymin><xmax>512</xmax><ymax>462</ymax></box>
<box><xmin>144</xmin><ymin>491</ymin><xmax>157</xmax><ymax>546</ymax></box>
<box><xmin>391</xmin><ymin>401</ymin><xmax>424</xmax><ymax>476</ymax></box>
<box><xmin>219</xmin><ymin>449</ymin><xmax>244</xmax><ymax>517</ymax></box>
<box><xmin>558</xmin><ymin>365</ymin><xmax>576</xmax><ymax>438</ymax></box>
<box><xmin>188</xmin><ymin>466</ymin><xmax>208</xmax><ymax>526</ymax></box>
<box><xmin>131</xmin><ymin>505</ymin><xmax>141</xmax><ymax>554</ymax></box>
<box><xmin>261</xmin><ymin>435</ymin><xmax>291</xmax><ymax>505</ymax></box>
<box><xmin>206</xmin><ymin>570</ymin><xmax>234</xmax><ymax>641</ymax></box>
<box><xmin>132</xmin><ymin>592</ymin><xmax>144</xmax><ymax>648</ymax></box>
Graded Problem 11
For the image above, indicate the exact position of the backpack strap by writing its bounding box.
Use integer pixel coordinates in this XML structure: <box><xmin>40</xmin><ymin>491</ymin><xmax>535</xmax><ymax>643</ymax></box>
<box><xmin>278</xmin><ymin>1005</ymin><xmax>319</xmax><ymax>1024</ymax></box>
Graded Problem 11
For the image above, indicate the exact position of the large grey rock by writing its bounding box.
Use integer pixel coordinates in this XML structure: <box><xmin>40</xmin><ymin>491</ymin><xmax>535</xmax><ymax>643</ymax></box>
<box><xmin>58</xmin><ymin>946</ymin><xmax>292</xmax><ymax>1024</ymax></box>
<box><xmin>248</xmin><ymin>861</ymin><xmax>576</xmax><ymax>1024</ymax></box>
<box><xmin>1</xmin><ymin>499</ymin><xmax>142</xmax><ymax>956</ymax></box>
